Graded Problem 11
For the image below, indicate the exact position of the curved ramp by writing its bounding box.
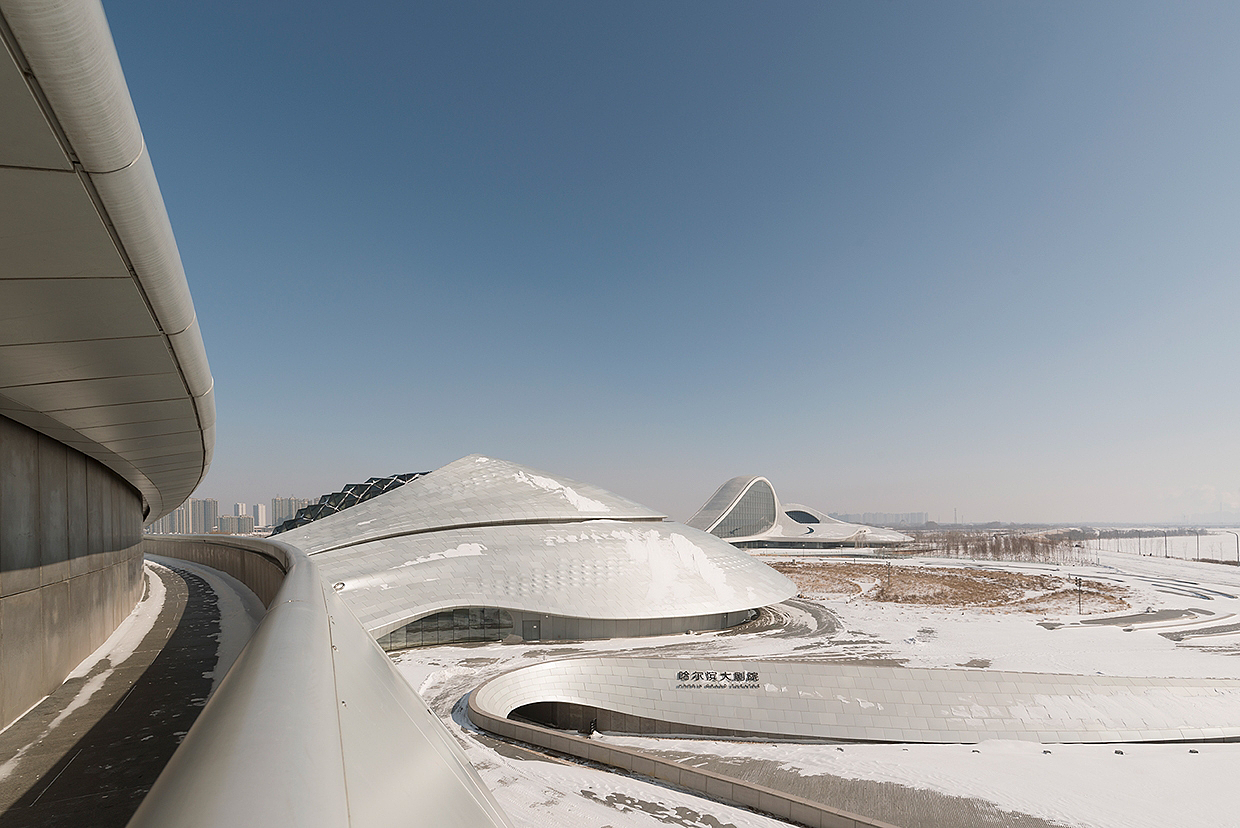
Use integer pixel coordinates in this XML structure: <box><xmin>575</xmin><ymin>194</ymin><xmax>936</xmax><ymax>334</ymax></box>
<box><xmin>472</xmin><ymin>656</ymin><xmax>1240</xmax><ymax>744</ymax></box>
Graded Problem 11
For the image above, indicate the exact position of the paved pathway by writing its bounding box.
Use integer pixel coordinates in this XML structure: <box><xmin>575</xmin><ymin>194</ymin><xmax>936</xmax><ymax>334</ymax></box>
<box><xmin>0</xmin><ymin>563</ymin><xmax>220</xmax><ymax>828</ymax></box>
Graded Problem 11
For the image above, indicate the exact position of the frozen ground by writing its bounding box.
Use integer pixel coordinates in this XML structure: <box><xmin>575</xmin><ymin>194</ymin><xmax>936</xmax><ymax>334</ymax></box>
<box><xmin>392</xmin><ymin>538</ymin><xmax>1240</xmax><ymax>828</ymax></box>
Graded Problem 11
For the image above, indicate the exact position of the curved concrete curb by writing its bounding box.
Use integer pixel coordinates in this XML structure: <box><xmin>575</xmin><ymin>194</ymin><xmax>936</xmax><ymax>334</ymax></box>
<box><xmin>466</xmin><ymin>689</ymin><xmax>898</xmax><ymax>828</ymax></box>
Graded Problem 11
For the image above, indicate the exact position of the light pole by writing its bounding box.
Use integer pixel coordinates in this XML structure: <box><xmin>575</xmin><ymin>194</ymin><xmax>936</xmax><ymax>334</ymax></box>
<box><xmin>1226</xmin><ymin>530</ymin><xmax>1240</xmax><ymax>565</ymax></box>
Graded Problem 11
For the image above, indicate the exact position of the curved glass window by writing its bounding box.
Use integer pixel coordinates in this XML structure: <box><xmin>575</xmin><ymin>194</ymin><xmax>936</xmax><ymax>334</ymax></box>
<box><xmin>271</xmin><ymin>472</ymin><xmax>426</xmax><ymax>534</ymax></box>
<box><xmin>785</xmin><ymin>510</ymin><xmax>820</xmax><ymax>524</ymax></box>
<box><xmin>712</xmin><ymin>480</ymin><xmax>776</xmax><ymax>539</ymax></box>
<box><xmin>376</xmin><ymin>607</ymin><xmax>514</xmax><ymax>651</ymax></box>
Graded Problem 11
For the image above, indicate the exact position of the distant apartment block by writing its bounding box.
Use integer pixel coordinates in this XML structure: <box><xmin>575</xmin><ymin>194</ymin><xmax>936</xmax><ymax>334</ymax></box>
<box><xmin>191</xmin><ymin>498</ymin><xmax>219</xmax><ymax>533</ymax></box>
<box><xmin>829</xmin><ymin>511</ymin><xmax>928</xmax><ymax>528</ymax></box>
<box><xmin>217</xmin><ymin>514</ymin><xmax>256</xmax><ymax>534</ymax></box>
<box><xmin>271</xmin><ymin>496</ymin><xmax>311</xmax><ymax>526</ymax></box>
<box><xmin>146</xmin><ymin>502</ymin><xmax>188</xmax><ymax>535</ymax></box>
<box><xmin>252</xmin><ymin>503</ymin><xmax>268</xmax><ymax>526</ymax></box>
<box><xmin>147</xmin><ymin>497</ymin><xmax>219</xmax><ymax>534</ymax></box>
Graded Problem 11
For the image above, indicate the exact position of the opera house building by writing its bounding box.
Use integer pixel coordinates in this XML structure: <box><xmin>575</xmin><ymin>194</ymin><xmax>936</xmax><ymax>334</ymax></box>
<box><xmin>689</xmin><ymin>475</ymin><xmax>913</xmax><ymax>549</ymax></box>
<box><xmin>275</xmin><ymin>454</ymin><xmax>794</xmax><ymax>649</ymax></box>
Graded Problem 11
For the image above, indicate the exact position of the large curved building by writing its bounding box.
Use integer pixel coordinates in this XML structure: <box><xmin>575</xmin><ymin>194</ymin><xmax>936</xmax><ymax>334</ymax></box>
<box><xmin>688</xmin><ymin>475</ymin><xmax>913</xmax><ymax>549</ymax></box>
<box><xmin>0</xmin><ymin>0</ymin><xmax>213</xmax><ymax>730</ymax></box>
<box><xmin>281</xmin><ymin>455</ymin><xmax>797</xmax><ymax>648</ymax></box>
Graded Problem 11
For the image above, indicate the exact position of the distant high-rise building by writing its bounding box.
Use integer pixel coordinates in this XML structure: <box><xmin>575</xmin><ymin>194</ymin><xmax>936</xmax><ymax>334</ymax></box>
<box><xmin>146</xmin><ymin>505</ymin><xmax>177</xmax><ymax>534</ymax></box>
<box><xmin>234</xmin><ymin>502</ymin><xmax>248</xmax><ymax>517</ymax></box>
<box><xmin>189</xmin><ymin>498</ymin><xmax>219</xmax><ymax>533</ymax></box>
<box><xmin>271</xmin><ymin>496</ymin><xmax>310</xmax><ymax>526</ymax></box>
<box><xmin>216</xmin><ymin>514</ymin><xmax>255</xmax><ymax>534</ymax></box>
<box><xmin>252</xmin><ymin>503</ymin><xmax>268</xmax><ymax>527</ymax></box>
<box><xmin>145</xmin><ymin>498</ymin><xmax>198</xmax><ymax>537</ymax></box>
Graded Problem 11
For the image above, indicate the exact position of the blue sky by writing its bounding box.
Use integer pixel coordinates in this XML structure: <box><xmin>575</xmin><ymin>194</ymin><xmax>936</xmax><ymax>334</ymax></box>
<box><xmin>106</xmin><ymin>1</ymin><xmax>1240</xmax><ymax>523</ymax></box>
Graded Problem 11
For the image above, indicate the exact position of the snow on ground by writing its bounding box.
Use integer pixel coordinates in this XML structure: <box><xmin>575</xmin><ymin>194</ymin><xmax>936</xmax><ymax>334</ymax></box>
<box><xmin>1093</xmin><ymin>530</ymin><xmax>1240</xmax><ymax>564</ymax></box>
<box><xmin>67</xmin><ymin>559</ymin><xmax>169</xmax><ymax>681</ymax></box>
<box><xmin>0</xmin><ymin>562</ymin><xmax>169</xmax><ymax>779</ymax></box>
<box><xmin>594</xmin><ymin>735</ymin><xmax>1231</xmax><ymax>828</ymax></box>
<box><xmin>392</xmin><ymin>546</ymin><xmax>1240</xmax><ymax>828</ymax></box>
<box><xmin>146</xmin><ymin>555</ymin><xmax>267</xmax><ymax>694</ymax></box>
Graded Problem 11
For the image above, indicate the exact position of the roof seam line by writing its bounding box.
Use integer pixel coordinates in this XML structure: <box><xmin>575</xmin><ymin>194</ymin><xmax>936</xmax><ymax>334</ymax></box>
<box><xmin>308</xmin><ymin>516</ymin><xmax>669</xmax><ymax>557</ymax></box>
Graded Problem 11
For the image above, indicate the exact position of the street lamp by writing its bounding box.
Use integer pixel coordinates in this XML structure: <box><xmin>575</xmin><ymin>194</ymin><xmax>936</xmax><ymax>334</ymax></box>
<box><xmin>1226</xmin><ymin>530</ymin><xmax>1240</xmax><ymax>565</ymax></box>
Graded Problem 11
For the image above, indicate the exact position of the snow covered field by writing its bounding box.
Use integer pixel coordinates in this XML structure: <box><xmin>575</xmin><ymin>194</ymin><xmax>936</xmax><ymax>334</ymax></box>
<box><xmin>392</xmin><ymin>541</ymin><xmax>1240</xmax><ymax>828</ymax></box>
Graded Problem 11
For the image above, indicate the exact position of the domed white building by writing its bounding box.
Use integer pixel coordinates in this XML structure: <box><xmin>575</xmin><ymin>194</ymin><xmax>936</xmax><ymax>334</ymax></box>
<box><xmin>280</xmin><ymin>456</ymin><xmax>797</xmax><ymax>648</ymax></box>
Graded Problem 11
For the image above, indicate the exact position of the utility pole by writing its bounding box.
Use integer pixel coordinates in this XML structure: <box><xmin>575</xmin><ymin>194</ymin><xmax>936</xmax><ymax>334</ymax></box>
<box><xmin>1077</xmin><ymin>576</ymin><xmax>1082</xmax><ymax>614</ymax></box>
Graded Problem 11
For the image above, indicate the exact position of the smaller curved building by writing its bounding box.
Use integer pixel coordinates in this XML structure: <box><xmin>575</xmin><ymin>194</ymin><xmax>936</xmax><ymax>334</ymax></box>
<box><xmin>688</xmin><ymin>476</ymin><xmax>912</xmax><ymax>549</ymax></box>
<box><xmin>279</xmin><ymin>456</ymin><xmax>797</xmax><ymax>649</ymax></box>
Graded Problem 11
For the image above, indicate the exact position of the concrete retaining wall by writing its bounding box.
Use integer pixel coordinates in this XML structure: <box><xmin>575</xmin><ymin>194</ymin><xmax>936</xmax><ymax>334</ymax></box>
<box><xmin>0</xmin><ymin>414</ymin><xmax>144</xmax><ymax>730</ymax></box>
<box><xmin>141</xmin><ymin>535</ymin><xmax>288</xmax><ymax>607</ymax></box>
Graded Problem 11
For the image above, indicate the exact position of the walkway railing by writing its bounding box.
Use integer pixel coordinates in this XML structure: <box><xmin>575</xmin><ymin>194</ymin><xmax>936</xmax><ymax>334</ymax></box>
<box><xmin>130</xmin><ymin>536</ymin><xmax>510</xmax><ymax>828</ymax></box>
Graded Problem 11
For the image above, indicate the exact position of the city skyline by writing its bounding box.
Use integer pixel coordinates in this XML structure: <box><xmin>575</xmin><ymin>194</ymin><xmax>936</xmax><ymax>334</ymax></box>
<box><xmin>147</xmin><ymin>495</ymin><xmax>311</xmax><ymax>533</ymax></box>
<box><xmin>103</xmin><ymin>1</ymin><xmax>1240</xmax><ymax>525</ymax></box>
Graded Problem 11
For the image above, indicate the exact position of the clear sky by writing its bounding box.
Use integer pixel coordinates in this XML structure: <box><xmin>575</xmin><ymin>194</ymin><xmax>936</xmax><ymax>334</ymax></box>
<box><xmin>105</xmin><ymin>1</ymin><xmax>1240</xmax><ymax>524</ymax></box>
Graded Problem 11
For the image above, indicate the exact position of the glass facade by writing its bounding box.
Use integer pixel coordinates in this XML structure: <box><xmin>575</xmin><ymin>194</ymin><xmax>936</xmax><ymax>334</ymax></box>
<box><xmin>785</xmin><ymin>510</ymin><xmax>820</xmax><ymax>524</ymax></box>
<box><xmin>712</xmin><ymin>480</ymin><xmax>776</xmax><ymax>539</ymax></box>
<box><xmin>375</xmin><ymin>607</ymin><xmax>758</xmax><ymax>651</ymax></box>
<box><xmin>376</xmin><ymin>607</ymin><xmax>514</xmax><ymax>651</ymax></box>
<box><xmin>271</xmin><ymin>472</ymin><xmax>427</xmax><ymax>535</ymax></box>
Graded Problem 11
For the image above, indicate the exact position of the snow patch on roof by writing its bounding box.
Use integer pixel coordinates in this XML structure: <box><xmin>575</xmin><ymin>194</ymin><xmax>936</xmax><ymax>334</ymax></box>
<box><xmin>395</xmin><ymin>543</ymin><xmax>487</xmax><ymax>568</ymax></box>
<box><xmin>513</xmin><ymin>470</ymin><xmax>610</xmax><ymax>512</ymax></box>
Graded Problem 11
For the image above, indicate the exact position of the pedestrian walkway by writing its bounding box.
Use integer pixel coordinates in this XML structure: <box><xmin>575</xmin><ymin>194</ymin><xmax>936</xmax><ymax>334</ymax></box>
<box><xmin>0</xmin><ymin>563</ymin><xmax>222</xmax><ymax>828</ymax></box>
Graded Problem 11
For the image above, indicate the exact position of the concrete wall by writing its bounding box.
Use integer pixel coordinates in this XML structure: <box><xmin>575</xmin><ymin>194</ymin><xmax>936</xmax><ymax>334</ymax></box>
<box><xmin>0</xmin><ymin>413</ymin><xmax>144</xmax><ymax>730</ymax></box>
<box><xmin>142</xmin><ymin>536</ymin><xmax>288</xmax><ymax>608</ymax></box>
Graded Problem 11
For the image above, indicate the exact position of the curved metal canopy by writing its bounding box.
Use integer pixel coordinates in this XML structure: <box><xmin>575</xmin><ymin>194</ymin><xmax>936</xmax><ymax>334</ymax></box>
<box><xmin>0</xmin><ymin>0</ymin><xmax>214</xmax><ymax>521</ymax></box>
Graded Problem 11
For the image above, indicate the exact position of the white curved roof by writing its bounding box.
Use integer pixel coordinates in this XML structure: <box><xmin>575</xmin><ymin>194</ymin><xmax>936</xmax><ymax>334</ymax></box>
<box><xmin>0</xmin><ymin>1</ymin><xmax>214</xmax><ymax>521</ymax></box>
<box><xmin>320</xmin><ymin>521</ymin><xmax>795</xmax><ymax>637</ymax></box>
<box><xmin>775</xmin><ymin>502</ymin><xmax>913</xmax><ymax>545</ymax></box>
<box><xmin>287</xmin><ymin>456</ymin><xmax>796</xmax><ymax>636</ymax></box>
<box><xmin>279</xmin><ymin>454</ymin><xmax>665</xmax><ymax>554</ymax></box>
